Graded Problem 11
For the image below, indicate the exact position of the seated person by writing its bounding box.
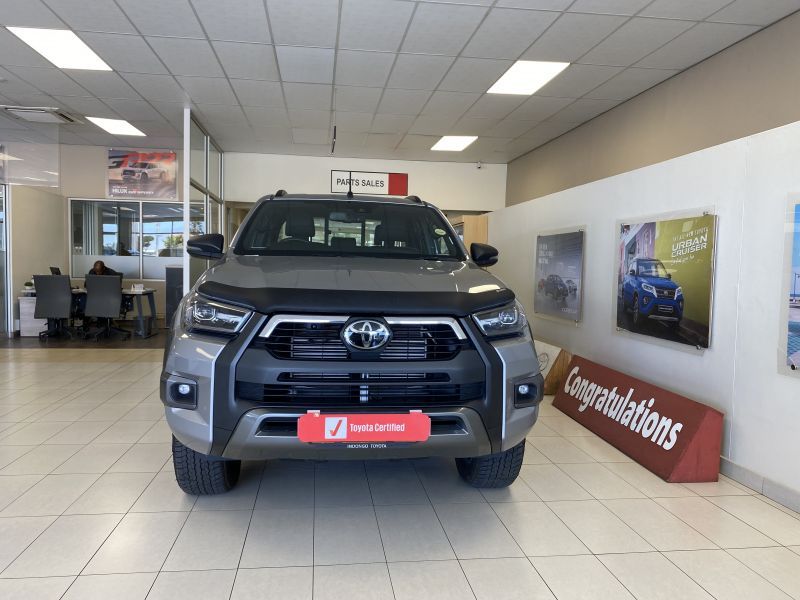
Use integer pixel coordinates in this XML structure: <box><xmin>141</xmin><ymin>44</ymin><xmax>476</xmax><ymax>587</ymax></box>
<box><xmin>87</xmin><ymin>260</ymin><xmax>118</xmax><ymax>281</ymax></box>
<box><xmin>76</xmin><ymin>261</ymin><xmax>122</xmax><ymax>319</ymax></box>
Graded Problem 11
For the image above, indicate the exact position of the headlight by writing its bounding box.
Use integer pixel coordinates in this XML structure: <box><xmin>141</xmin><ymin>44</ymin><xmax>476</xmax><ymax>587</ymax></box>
<box><xmin>473</xmin><ymin>300</ymin><xmax>528</xmax><ymax>338</ymax></box>
<box><xmin>182</xmin><ymin>292</ymin><xmax>251</xmax><ymax>335</ymax></box>
<box><xmin>675</xmin><ymin>286</ymin><xmax>683</xmax><ymax>297</ymax></box>
<box><xmin>641</xmin><ymin>283</ymin><xmax>656</xmax><ymax>295</ymax></box>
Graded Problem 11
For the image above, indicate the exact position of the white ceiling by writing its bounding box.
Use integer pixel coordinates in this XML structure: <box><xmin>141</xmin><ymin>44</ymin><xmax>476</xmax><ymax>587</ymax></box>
<box><xmin>0</xmin><ymin>0</ymin><xmax>798</xmax><ymax>163</ymax></box>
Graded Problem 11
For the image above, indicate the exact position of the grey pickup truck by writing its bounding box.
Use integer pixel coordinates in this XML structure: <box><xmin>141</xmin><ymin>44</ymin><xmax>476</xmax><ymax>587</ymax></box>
<box><xmin>161</xmin><ymin>191</ymin><xmax>543</xmax><ymax>494</ymax></box>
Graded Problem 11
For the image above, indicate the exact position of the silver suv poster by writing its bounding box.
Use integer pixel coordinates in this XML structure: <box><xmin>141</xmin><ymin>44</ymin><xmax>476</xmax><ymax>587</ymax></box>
<box><xmin>534</xmin><ymin>230</ymin><xmax>584</xmax><ymax>322</ymax></box>
<box><xmin>107</xmin><ymin>148</ymin><xmax>177</xmax><ymax>199</ymax></box>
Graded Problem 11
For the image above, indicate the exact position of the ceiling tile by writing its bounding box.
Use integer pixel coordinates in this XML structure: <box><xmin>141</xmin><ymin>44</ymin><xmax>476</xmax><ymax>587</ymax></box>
<box><xmin>580</xmin><ymin>17</ymin><xmax>694</xmax><ymax>66</ymax></box>
<box><xmin>483</xmin><ymin>119</ymin><xmax>538</xmax><ymax>138</ymax></box>
<box><xmin>398</xmin><ymin>134</ymin><xmax>439</xmax><ymax>150</ymax></box>
<box><xmin>401</xmin><ymin>3</ymin><xmax>487</xmax><ymax>56</ymax></box>
<box><xmin>283</xmin><ymin>83</ymin><xmax>332</xmax><ymax>111</ymax></box>
<box><xmin>68</xmin><ymin>71</ymin><xmax>141</xmax><ymax>99</ymax></box>
<box><xmin>77</xmin><ymin>33</ymin><xmax>167</xmax><ymax>74</ymax></box>
<box><xmin>333</xmin><ymin>86</ymin><xmax>383</xmax><ymax>113</ymax></box>
<box><xmin>5</xmin><ymin>66</ymin><xmax>89</xmax><ymax>96</ymax></box>
<box><xmin>584</xmin><ymin>67</ymin><xmax>677</xmax><ymax>99</ymax></box>
<box><xmin>150</xmin><ymin>102</ymin><xmax>189</xmax><ymax>127</ymax></box>
<box><xmin>640</xmin><ymin>0</ymin><xmax>732</xmax><ymax>20</ymax></box>
<box><xmin>464</xmin><ymin>94</ymin><xmax>526</xmax><ymax>119</ymax></box>
<box><xmin>387</xmin><ymin>54</ymin><xmax>454</xmax><ymax>90</ymax></box>
<box><xmin>275</xmin><ymin>46</ymin><xmax>334</xmax><ymax>84</ymax></box>
<box><xmin>336</xmin><ymin>131</ymin><xmax>368</xmax><ymax>150</ymax></box>
<box><xmin>496</xmin><ymin>0</ymin><xmax>572</xmax><ymax>8</ymax></box>
<box><xmin>448</xmin><ymin>117</ymin><xmax>501</xmax><ymax>135</ymax></box>
<box><xmin>102</xmin><ymin>98</ymin><xmax>164</xmax><ymax>121</ymax></box>
<box><xmin>408</xmin><ymin>113</ymin><xmax>460</xmax><ymax>135</ymax></box>
<box><xmin>267</xmin><ymin>0</ymin><xmax>339</xmax><ymax>47</ymax></box>
<box><xmin>191</xmin><ymin>0</ymin><xmax>270</xmax><ymax>42</ymax></box>
<box><xmin>335</xmin><ymin>50</ymin><xmax>395</xmax><ymax>87</ymax></box>
<box><xmin>194</xmin><ymin>103</ymin><xmax>247</xmax><ymax>125</ymax></box>
<box><xmin>53</xmin><ymin>95</ymin><xmax>117</xmax><ymax>118</ymax></box>
<box><xmin>340</xmin><ymin>0</ymin><xmax>415</xmax><ymax>52</ymax></box>
<box><xmin>119</xmin><ymin>73</ymin><xmax>187</xmax><ymax>102</ymax></box>
<box><xmin>231</xmin><ymin>79</ymin><xmax>284</xmax><ymax>107</ymax></box>
<box><xmin>547</xmin><ymin>97</ymin><xmax>618</xmax><ymax>122</ymax></box>
<box><xmin>334</xmin><ymin>111</ymin><xmax>374</xmax><ymax>132</ymax></box>
<box><xmin>377</xmin><ymin>89</ymin><xmax>432</xmax><ymax>115</ymax></box>
<box><xmin>147</xmin><ymin>37</ymin><xmax>224</xmax><ymax>77</ymax></box>
<box><xmin>463</xmin><ymin>8</ymin><xmax>558</xmax><ymax>59</ymax></box>
<box><xmin>522</xmin><ymin>13</ymin><xmax>627</xmax><ymax>62</ymax></box>
<box><xmin>292</xmin><ymin>128</ymin><xmax>330</xmax><ymax>144</ymax></box>
<box><xmin>364</xmin><ymin>133</ymin><xmax>403</xmax><ymax>150</ymax></box>
<box><xmin>0</xmin><ymin>0</ymin><xmax>65</xmax><ymax>27</ymax></box>
<box><xmin>370</xmin><ymin>113</ymin><xmax>415</xmax><ymax>133</ymax></box>
<box><xmin>0</xmin><ymin>28</ymin><xmax>53</xmax><ymax>67</ymax></box>
<box><xmin>0</xmin><ymin>66</ymin><xmax>41</xmax><ymax>95</ymax></box>
<box><xmin>568</xmin><ymin>0</ymin><xmax>651</xmax><ymax>16</ymax></box>
<box><xmin>242</xmin><ymin>106</ymin><xmax>290</xmax><ymax>127</ymax></box>
<box><xmin>538</xmin><ymin>63</ymin><xmax>623</xmax><ymax>97</ymax></box>
<box><xmin>637</xmin><ymin>22</ymin><xmax>759</xmax><ymax>69</ymax></box>
<box><xmin>505</xmin><ymin>95</ymin><xmax>574</xmax><ymax>120</ymax></box>
<box><xmin>421</xmin><ymin>91</ymin><xmax>481</xmax><ymax>116</ymax></box>
<box><xmin>44</xmin><ymin>0</ymin><xmax>136</xmax><ymax>33</ymax></box>
<box><xmin>176</xmin><ymin>76</ymin><xmax>237</xmax><ymax>104</ymax></box>
<box><xmin>289</xmin><ymin>109</ymin><xmax>330</xmax><ymax>129</ymax></box>
<box><xmin>117</xmin><ymin>0</ymin><xmax>204</xmax><ymax>37</ymax></box>
<box><xmin>438</xmin><ymin>57</ymin><xmax>513</xmax><ymax>93</ymax></box>
<box><xmin>213</xmin><ymin>42</ymin><xmax>278</xmax><ymax>81</ymax></box>
<box><xmin>708</xmin><ymin>0</ymin><xmax>800</xmax><ymax>26</ymax></box>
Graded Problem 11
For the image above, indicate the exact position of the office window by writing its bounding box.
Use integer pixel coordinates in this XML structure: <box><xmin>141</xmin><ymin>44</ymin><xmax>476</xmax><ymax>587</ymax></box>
<box><xmin>142</xmin><ymin>203</ymin><xmax>185</xmax><ymax>279</ymax></box>
<box><xmin>71</xmin><ymin>200</ymin><xmax>141</xmax><ymax>279</ymax></box>
<box><xmin>209</xmin><ymin>143</ymin><xmax>221</xmax><ymax>197</ymax></box>
<box><xmin>190</xmin><ymin>120</ymin><xmax>206</xmax><ymax>186</ymax></box>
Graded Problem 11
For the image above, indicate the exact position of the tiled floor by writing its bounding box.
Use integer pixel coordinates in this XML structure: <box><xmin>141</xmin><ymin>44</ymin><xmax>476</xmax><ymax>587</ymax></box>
<box><xmin>1</xmin><ymin>349</ymin><xmax>800</xmax><ymax>599</ymax></box>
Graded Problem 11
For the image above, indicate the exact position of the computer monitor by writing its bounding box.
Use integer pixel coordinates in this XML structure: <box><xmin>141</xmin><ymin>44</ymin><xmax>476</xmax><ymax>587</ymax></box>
<box><xmin>49</xmin><ymin>266</ymin><xmax>61</xmax><ymax>275</ymax></box>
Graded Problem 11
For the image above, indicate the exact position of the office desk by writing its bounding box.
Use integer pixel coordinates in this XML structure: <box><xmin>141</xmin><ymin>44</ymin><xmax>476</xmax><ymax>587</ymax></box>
<box><xmin>123</xmin><ymin>289</ymin><xmax>157</xmax><ymax>338</ymax></box>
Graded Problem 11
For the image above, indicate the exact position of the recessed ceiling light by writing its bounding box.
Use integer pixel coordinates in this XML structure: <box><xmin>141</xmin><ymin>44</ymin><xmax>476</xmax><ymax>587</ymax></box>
<box><xmin>0</xmin><ymin>152</ymin><xmax>22</xmax><ymax>161</ymax></box>
<box><xmin>431</xmin><ymin>136</ymin><xmax>478</xmax><ymax>151</ymax></box>
<box><xmin>488</xmin><ymin>60</ymin><xmax>569</xmax><ymax>95</ymax></box>
<box><xmin>44</xmin><ymin>171</ymin><xmax>59</xmax><ymax>176</ymax></box>
<box><xmin>87</xmin><ymin>117</ymin><xmax>146</xmax><ymax>136</ymax></box>
<box><xmin>7</xmin><ymin>27</ymin><xmax>111</xmax><ymax>71</ymax></box>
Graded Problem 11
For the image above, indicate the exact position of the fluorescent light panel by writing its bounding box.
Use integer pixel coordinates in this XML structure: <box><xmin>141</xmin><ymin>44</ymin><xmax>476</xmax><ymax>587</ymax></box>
<box><xmin>488</xmin><ymin>60</ymin><xmax>569</xmax><ymax>95</ymax></box>
<box><xmin>0</xmin><ymin>153</ymin><xmax>22</xmax><ymax>161</ymax></box>
<box><xmin>431</xmin><ymin>136</ymin><xmax>477</xmax><ymax>151</ymax></box>
<box><xmin>87</xmin><ymin>117</ymin><xmax>146</xmax><ymax>136</ymax></box>
<box><xmin>7</xmin><ymin>27</ymin><xmax>111</xmax><ymax>70</ymax></box>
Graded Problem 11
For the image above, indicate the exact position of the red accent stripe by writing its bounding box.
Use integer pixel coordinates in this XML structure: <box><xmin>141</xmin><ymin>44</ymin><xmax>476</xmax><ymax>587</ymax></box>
<box><xmin>387</xmin><ymin>172</ymin><xmax>408</xmax><ymax>196</ymax></box>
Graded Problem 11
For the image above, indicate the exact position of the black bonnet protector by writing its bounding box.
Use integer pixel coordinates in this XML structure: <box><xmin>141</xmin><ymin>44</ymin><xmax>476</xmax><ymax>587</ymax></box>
<box><xmin>197</xmin><ymin>281</ymin><xmax>515</xmax><ymax>317</ymax></box>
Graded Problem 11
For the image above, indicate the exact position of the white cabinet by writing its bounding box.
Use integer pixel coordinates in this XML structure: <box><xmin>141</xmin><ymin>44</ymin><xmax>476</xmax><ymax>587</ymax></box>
<box><xmin>19</xmin><ymin>296</ymin><xmax>46</xmax><ymax>337</ymax></box>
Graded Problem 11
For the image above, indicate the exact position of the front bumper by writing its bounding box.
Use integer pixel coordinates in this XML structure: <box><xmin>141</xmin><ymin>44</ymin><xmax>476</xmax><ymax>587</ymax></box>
<box><xmin>639</xmin><ymin>295</ymin><xmax>683</xmax><ymax>321</ymax></box>
<box><xmin>161</xmin><ymin>313</ymin><xmax>543</xmax><ymax>460</ymax></box>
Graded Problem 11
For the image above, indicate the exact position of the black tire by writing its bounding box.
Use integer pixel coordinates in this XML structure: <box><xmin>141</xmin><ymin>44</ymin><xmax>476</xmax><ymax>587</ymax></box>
<box><xmin>455</xmin><ymin>440</ymin><xmax>525</xmax><ymax>488</ymax></box>
<box><xmin>172</xmin><ymin>435</ymin><xmax>240</xmax><ymax>495</ymax></box>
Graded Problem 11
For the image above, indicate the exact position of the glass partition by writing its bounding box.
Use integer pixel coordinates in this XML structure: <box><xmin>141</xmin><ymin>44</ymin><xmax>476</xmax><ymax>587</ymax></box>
<box><xmin>209</xmin><ymin>143</ymin><xmax>221</xmax><ymax>198</ymax></box>
<box><xmin>142</xmin><ymin>203</ymin><xmax>184</xmax><ymax>279</ymax></box>
<box><xmin>0</xmin><ymin>185</ymin><xmax>7</xmax><ymax>335</ymax></box>
<box><xmin>190</xmin><ymin>120</ymin><xmax>206</xmax><ymax>186</ymax></box>
<box><xmin>71</xmin><ymin>199</ymin><xmax>141</xmax><ymax>279</ymax></box>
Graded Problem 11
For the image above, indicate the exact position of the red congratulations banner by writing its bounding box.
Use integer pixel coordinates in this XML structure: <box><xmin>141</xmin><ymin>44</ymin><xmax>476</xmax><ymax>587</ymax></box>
<box><xmin>553</xmin><ymin>356</ymin><xmax>723</xmax><ymax>482</ymax></box>
<box><xmin>298</xmin><ymin>411</ymin><xmax>430</xmax><ymax>443</ymax></box>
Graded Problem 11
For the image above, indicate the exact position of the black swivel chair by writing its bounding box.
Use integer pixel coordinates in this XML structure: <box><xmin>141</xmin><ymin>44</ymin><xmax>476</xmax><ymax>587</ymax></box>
<box><xmin>84</xmin><ymin>274</ymin><xmax>130</xmax><ymax>341</ymax></box>
<box><xmin>33</xmin><ymin>275</ymin><xmax>74</xmax><ymax>340</ymax></box>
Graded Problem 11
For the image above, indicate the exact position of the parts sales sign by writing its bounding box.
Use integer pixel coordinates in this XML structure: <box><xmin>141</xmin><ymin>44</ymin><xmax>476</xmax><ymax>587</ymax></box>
<box><xmin>331</xmin><ymin>170</ymin><xmax>408</xmax><ymax>196</ymax></box>
<box><xmin>553</xmin><ymin>356</ymin><xmax>723</xmax><ymax>482</ymax></box>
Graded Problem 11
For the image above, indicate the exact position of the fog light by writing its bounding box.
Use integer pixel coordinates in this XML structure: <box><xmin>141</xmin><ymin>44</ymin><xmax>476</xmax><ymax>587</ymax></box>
<box><xmin>177</xmin><ymin>384</ymin><xmax>191</xmax><ymax>395</ymax></box>
<box><xmin>518</xmin><ymin>384</ymin><xmax>530</xmax><ymax>395</ymax></box>
<box><xmin>168</xmin><ymin>381</ymin><xmax>197</xmax><ymax>409</ymax></box>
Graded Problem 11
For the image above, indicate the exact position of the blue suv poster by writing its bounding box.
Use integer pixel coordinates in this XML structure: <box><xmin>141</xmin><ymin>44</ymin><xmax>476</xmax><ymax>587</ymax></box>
<box><xmin>534</xmin><ymin>230</ymin><xmax>584</xmax><ymax>321</ymax></box>
<box><xmin>788</xmin><ymin>203</ymin><xmax>800</xmax><ymax>369</ymax></box>
<box><xmin>617</xmin><ymin>214</ymin><xmax>717</xmax><ymax>348</ymax></box>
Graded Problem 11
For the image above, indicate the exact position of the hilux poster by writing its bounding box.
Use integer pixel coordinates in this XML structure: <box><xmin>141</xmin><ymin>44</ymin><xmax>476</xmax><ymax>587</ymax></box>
<box><xmin>107</xmin><ymin>148</ymin><xmax>177</xmax><ymax>199</ymax></box>
<box><xmin>786</xmin><ymin>201</ymin><xmax>800</xmax><ymax>371</ymax></box>
<box><xmin>616</xmin><ymin>214</ymin><xmax>717</xmax><ymax>348</ymax></box>
<box><xmin>534</xmin><ymin>230</ymin><xmax>584</xmax><ymax>321</ymax></box>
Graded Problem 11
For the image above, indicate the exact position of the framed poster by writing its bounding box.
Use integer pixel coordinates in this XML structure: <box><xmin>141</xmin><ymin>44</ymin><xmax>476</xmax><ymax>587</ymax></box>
<box><xmin>107</xmin><ymin>148</ymin><xmax>177</xmax><ymax>199</ymax></box>
<box><xmin>616</xmin><ymin>213</ymin><xmax>717</xmax><ymax>349</ymax></box>
<box><xmin>534</xmin><ymin>229</ymin><xmax>584</xmax><ymax>322</ymax></box>
<box><xmin>783</xmin><ymin>198</ymin><xmax>800</xmax><ymax>373</ymax></box>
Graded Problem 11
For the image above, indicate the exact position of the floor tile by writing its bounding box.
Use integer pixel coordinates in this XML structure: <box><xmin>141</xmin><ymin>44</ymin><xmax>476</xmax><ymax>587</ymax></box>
<box><xmin>415</xmin><ymin>458</ymin><xmax>486</xmax><ymax>504</ymax></box>
<box><xmin>65</xmin><ymin>472</ymin><xmax>154</xmax><ymax>515</ymax></box>
<box><xmin>599</xmin><ymin>552</ymin><xmax>713</xmax><ymax>600</ymax></box>
<box><xmin>389</xmin><ymin>560</ymin><xmax>475</xmax><ymax>600</ymax></box>
<box><xmin>162</xmin><ymin>510</ymin><xmax>252</xmax><ymax>571</ymax></box>
<box><xmin>728</xmin><ymin>547</ymin><xmax>800</xmax><ymax>598</ymax></box>
<box><xmin>107</xmin><ymin>443</ymin><xmax>170</xmax><ymax>473</ymax></box>
<box><xmin>148</xmin><ymin>569</ymin><xmax>236</xmax><ymax>600</ymax></box>
<box><xmin>2</xmin><ymin>513</ymin><xmax>122</xmax><ymax>577</ymax></box>
<box><xmin>0</xmin><ymin>446</ymin><xmax>34</xmax><ymax>470</ymax></box>
<box><xmin>665</xmin><ymin>549</ymin><xmax>791</xmax><ymax>600</ymax></box>
<box><xmin>85</xmin><ymin>511</ymin><xmax>188</xmax><ymax>574</ymax></box>
<box><xmin>548</xmin><ymin>500</ymin><xmax>654</xmax><ymax>553</ymax></box>
<box><xmin>53</xmin><ymin>443</ymin><xmax>132</xmax><ymax>474</ymax></box>
<box><xmin>130</xmin><ymin>472</ymin><xmax>196</xmax><ymax>512</ymax></box>
<box><xmin>682</xmin><ymin>475</ymin><xmax>754</xmax><ymax>497</ymax></box>
<box><xmin>564</xmin><ymin>435</ymin><xmax>633</xmax><ymax>462</ymax></box>
<box><xmin>531</xmin><ymin>554</ymin><xmax>634</xmax><ymax>600</ymax></box>
<box><xmin>707</xmin><ymin>495</ymin><xmax>800</xmax><ymax>545</ymax></box>
<box><xmin>375</xmin><ymin>503</ymin><xmax>455</xmax><ymax>562</ymax></box>
<box><xmin>519</xmin><ymin>464</ymin><xmax>592</xmax><ymax>501</ymax></box>
<box><xmin>0</xmin><ymin>576</ymin><xmax>75</xmax><ymax>600</ymax></box>
<box><xmin>231</xmin><ymin>566</ymin><xmax>312</xmax><ymax>600</ymax></box>
<box><xmin>558</xmin><ymin>463</ymin><xmax>645</xmax><ymax>499</ymax></box>
<box><xmin>43</xmin><ymin>421</ymin><xmax>113</xmax><ymax>445</ymax></box>
<box><xmin>0</xmin><ymin>444</ymin><xmax>83</xmax><ymax>475</ymax></box>
<box><xmin>527</xmin><ymin>421</ymin><xmax>560</xmax><ymax>437</ymax></box>
<box><xmin>491</xmin><ymin>501</ymin><xmax>589</xmax><ymax>556</ymax></box>
<box><xmin>435</xmin><ymin>502</ymin><xmax>524</xmax><ymax>559</ymax></box>
<box><xmin>314</xmin><ymin>461</ymin><xmax>373</xmax><ymax>507</ymax></box>
<box><xmin>0</xmin><ymin>515</ymin><xmax>57</xmax><ymax>571</ymax></box>
<box><xmin>522</xmin><ymin>441</ymin><xmax>552</xmax><ymax>464</ymax></box>
<box><xmin>256</xmin><ymin>461</ymin><xmax>315</xmax><ymax>509</ymax></box>
<box><xmin>366</xmin><ymin>460</ymin><xmax>430</xmax><ymax>505</ymax></box>
<box><xmin>0</xmin><ymin>475</ymin><xmax>43</xmax><ymax>511</ymax></box>
<box><xmin>461</xmin><ymin>557</ymin><xmax>556</xmax><ymax>600</ymax></box>
<box><xmin>93</xmin><ymin>420</ymin><xmax>154</xmax><ymax>444</ymax></box>
<box><xmin>529</xmin><ymin>437</ymin><xmax>596</xmax><ymax>463</ymax></box>
<box><xmin>602</xmin><ymin>461</ymin><xmax>695</xmax><ymax>498</ymax></box>
<box><xmin>314</xmin><ymin>563</ymin><xmax>393</xmax><ymax>600</ymax></box>
<box><xmin>480</xmin><ymin>476</ymin><xmax>540</xmax><ymax>503</ymax></box>
<box><xmin>1</xmin><ymin>473</ymin><xmax>100</xmax><ymax>517</ymax></box>
<box><xmin>239</xmin><ymin>508</ymin><xmax>314</xmax><ymax>568</ymax></box>
<box><xmin>192</xmin><ymin>464</ymin><xmax>262</xmax><ymax>511</ymax></box>
<box><xmin>137</xmin><ymin>420</ymin><xmax>172</xmax><ymax>444</ymax></box>
<box><xmin>62</xmin><ymin>572</ymin><xmax>156</xmax><ymax>600</ymax></box>
<box><xmin>538</xmin><ymin>415</ymin><xmax>594</xmax><ymax>436</ymax></box>
<box><xmin>313</xmin><ymin>506</ymin><xmax>385</xmax><ymax>565</ymax></box>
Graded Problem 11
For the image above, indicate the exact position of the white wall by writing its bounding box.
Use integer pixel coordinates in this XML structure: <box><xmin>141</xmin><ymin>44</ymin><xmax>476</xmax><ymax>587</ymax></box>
<box><xmin>224</xmin><ymin>153</ymin><xmax>506</xmax><ymax>212</ymax></box>
<box><xmin>489</xmin><ymin>121</ymin><xmax>800</xmax><ymax>495</ymax></box>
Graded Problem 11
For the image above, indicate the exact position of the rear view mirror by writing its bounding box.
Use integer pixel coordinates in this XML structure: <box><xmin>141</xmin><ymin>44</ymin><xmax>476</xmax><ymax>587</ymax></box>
<box><xmin>471</xmin><ymin>243</ymin><xmax>499</xmax><ymax>267</ymax></box>
<box><xmin>187</xmin><ymin>233</ymin><xmax>225</xmax><ymax>260</ymax></box>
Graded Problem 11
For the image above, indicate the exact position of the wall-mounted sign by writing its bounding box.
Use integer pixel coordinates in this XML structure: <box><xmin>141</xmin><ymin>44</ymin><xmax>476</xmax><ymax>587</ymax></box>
<box><xmin>108</xmin><ymin>148</ymin><xmax>177</xmax><ymax>199</ymax></box>
<box><xmin>534</xmin><ymin>229</ymin><xmax>584</xmax><ymax>322</ymax></box>
<box><xmin>554</xmin><ymin>355</ymin><xmax>723</xmax><ymax>482</ymax></box>
<box><xmin>331</xmin><ymin>170</ymin><xmax>408</xmax><ymax>196</ymax></box>
<box><xmin>784</xmin><ymin>198</ymin><xmax>800</xmax><ymax>373</ymax></box>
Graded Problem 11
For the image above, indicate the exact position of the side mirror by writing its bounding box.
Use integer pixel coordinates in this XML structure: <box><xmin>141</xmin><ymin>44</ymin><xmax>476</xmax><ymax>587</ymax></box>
<box><xmin>471</xmin><ymin>243</ymin><xmax>498</xmax><ymax>267</ymax></box>
<box><xmin>667</xmin><ymin>273</ymin><xmax>672</xmax><ymax>279</ymax></box>
<box><xmin>187</xmin><ymin>233</ymin><xmax>225</xmax><ymax>259</ymax></box>
<box><xmin>629</xmin><ymin>269</ymin><xmax>636</xmax><ymax>276</ymax></box>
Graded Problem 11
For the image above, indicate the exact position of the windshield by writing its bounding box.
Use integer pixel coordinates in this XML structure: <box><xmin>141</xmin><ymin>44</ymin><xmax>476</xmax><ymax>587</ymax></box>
<box><xmin>234</xmin><ymin>199</ymin><xmax>464</xmax><ymax>260</ymax></box>
<box><xmin>637</xmin><ymin>260</ymin><xmax>669</xmax><ymax>278</ymax></box>
<box><xmin>130</xmin><ymin>162</ymin><xmax>151</xmax><ymax>168</ymax></box>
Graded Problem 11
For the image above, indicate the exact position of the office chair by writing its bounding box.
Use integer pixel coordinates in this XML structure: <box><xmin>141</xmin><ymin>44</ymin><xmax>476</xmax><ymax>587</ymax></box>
<box><xmin>33</xmin><ymin>275</ymin><xmax>74</xmax><ymax>340</ymax></box>
<box><xmin>84</xmin><ymin>275</ymin><xmax>131</xmax><ymax>341</ymax></box>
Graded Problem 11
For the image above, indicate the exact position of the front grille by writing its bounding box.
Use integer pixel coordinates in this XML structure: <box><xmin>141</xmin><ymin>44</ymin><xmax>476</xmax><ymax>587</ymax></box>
<box><xmin>655</xmin><ymin>288</ymin><xmax>675</xmax><ymax>299</ymax></box>
<box><xmin>256</xmin><ymin>322</ymin><xmax>468</xmax><ymax>361</ymax></box>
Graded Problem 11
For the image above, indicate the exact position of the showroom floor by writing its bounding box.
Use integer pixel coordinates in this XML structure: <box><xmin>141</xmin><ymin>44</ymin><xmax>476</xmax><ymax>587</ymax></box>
<box><xmin>1</xmin><ymin>349</ymin><xmax>799</xmax><ymax>600</ymax></box>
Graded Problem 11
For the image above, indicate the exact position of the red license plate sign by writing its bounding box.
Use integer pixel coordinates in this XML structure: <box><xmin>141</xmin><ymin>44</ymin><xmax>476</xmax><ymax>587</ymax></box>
<box><xmin>297</xmin><ymin>412</ymin><xmax>431</xmax><ymax>443</ymax></box>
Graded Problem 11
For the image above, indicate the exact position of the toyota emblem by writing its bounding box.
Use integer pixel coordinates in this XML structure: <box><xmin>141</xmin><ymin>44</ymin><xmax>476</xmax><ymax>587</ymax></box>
<box><xmin>342</xmin><ymin>319</ymin><xmax>391</xmax><ymax>351</ymax></box>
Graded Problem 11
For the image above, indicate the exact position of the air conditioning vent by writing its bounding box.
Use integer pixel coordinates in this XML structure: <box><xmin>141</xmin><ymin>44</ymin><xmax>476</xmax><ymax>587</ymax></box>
<box><xmin>1</xmin><ymin>105</ymin><xmax>82</xmax><ymax>124</ymax></box>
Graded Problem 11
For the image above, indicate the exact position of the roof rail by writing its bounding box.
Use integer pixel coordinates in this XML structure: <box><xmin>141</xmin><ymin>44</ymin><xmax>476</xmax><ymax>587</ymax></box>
<box><xmin>405</xmin><ymin>195</ymin><xmax>422</xmax><ymax>203</ymax></box>
<box><xmin>274</xmin><ymin>189</ymin><xmax>287</xmax><ymax>197</ymax></box>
